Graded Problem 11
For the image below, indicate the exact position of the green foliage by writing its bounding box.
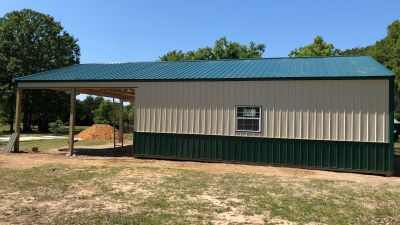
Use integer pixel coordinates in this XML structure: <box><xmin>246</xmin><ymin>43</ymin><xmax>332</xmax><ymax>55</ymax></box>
<box><xmin>370</xmin><ymin>21</ymin><xmax>400</xmax><ymax>88</ymax></box>
<box><xmin>0</xmin><ymin>9</ymin><xmax>80</xmax><ymax>132</ymax></box>
<box><xmin>91</xmin><ymin>99</ymin><xmax>132</xmax><ymax>126</ymax></box>
<box><xmin>340</xmin><ymin>20</ymin><xmax>400</xmax><ymax>112</ymax></box>
<box><xmin>126</xmin><ymin>103</ymin><xmax>135</xmax><ymax>125</ymax></box>
<box><xmin>76</xmin><ymin>96</ymin><xmax>104</xmax><ymax>125</ymax></box>
<box><xmin>371</xmin><ymin>21</ymin><xmax>400</xmax><ymax>112</ymax></box>
<box><xmin>93</xmin><ymin>100</ymin><xmax>114</xmax><ymax>125</ymax></box>
<box><xmin>288</xmin><ymin>36</ymin><xmax>341</xmax><ymax>57</ymax></box>
<box><xmin>48</xmin><ymin>120</ymin><xmax>64</xmax><ymax>135</ymax></box>
<box><xmin>395</xmin><ymin>112</ymin><xmax>400</xmax><ymax>121</ymax></box>
<box><xmin>160</xmin><ymin>37</ymin><xmax>265</xmax><ymax>61</ymax></box>
<box><xmin>341</xmin><ymin>46</ymin><xmax>373</xmax><ymax>56</ymax></box>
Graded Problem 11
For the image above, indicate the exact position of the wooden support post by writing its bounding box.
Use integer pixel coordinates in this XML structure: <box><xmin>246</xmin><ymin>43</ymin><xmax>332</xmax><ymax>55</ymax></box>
<box><xmin>14</xmin><ymin>88</ymin><xmax>22</xmax><ymax>152</ymax></box>
<box><xmin>68</xmin><ymin>89</ymin><xmax>76</xmax><ymax>156</ymax></box>
<box><xmin>113</xmin><ymin>98</ymin><xmax>116</xmax><ymax>149</ymax></box>
<box><xmin>119</xmin><ymin>98</ymin><xmax>124</xmax><ymax>146</ymax></box>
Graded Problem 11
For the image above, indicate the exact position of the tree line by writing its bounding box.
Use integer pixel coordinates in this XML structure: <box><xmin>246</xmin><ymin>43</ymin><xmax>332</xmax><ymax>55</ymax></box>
<box><xmin>160</xmin><ymin>21</ymin><xmax>400</xmax><ymax>115</ymax></box>
<box><xmin>0</xmin><ymin>9</ymin><xmax>399</xmax><ymax>133</ymax></box>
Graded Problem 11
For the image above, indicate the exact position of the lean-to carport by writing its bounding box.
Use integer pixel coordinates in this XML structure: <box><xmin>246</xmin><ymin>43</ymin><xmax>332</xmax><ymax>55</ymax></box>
<box><xmin>13</xmin><ymin>81</ymin><xmax>136</xmax><ymax>155</ymax></box>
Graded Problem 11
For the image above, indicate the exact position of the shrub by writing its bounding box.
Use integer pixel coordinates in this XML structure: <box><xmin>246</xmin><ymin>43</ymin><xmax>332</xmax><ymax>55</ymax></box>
<box><xmin>49</xmin><ymin>120</ymin><xmax>64</xmax><ymax>135</ymax></box>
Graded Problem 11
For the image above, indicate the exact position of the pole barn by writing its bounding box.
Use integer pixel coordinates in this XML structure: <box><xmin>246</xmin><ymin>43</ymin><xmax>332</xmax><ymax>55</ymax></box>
<box><xmin>14</xmin><ymin>56</ymin><xmax>395</xmax><ymax>175</ymax></box>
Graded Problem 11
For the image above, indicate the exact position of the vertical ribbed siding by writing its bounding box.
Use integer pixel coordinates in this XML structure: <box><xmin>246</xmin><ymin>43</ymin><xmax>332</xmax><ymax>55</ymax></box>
<box><xmin>135</xmin><ymin>80</ymin><xmax>388</xmax><ymax>143</ymax></box>
<box><xmin>134</xmin><ymin>132</ymin><xmax>393</xmax><ymax>175</ymax></box>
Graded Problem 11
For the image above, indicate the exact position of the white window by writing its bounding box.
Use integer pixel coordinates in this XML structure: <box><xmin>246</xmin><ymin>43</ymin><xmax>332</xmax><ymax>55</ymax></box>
<box><xmin>235</xmin><ymin>106</ymin><xmax>261</xmax><ymax>132</ymax></box>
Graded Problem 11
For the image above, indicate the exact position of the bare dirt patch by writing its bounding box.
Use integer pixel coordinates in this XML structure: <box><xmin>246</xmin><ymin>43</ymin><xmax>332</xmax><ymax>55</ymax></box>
<box><xmin>75</xmin><ymin>124</ymin><xmax>121</xmax><ymax>140</ymax></box>
<box><xmin>1</xmin><ymin>147</ymin><xmax>400</xmax><ymax>224</ymax></box>
<box><xmin>1</xmin><ymin>147</ymin><xmax>399</xmax><ymax>186</ymax></box>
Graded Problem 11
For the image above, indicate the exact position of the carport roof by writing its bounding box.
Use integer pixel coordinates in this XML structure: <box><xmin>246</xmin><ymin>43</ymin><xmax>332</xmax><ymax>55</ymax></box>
<box><xmin>16</xmin><ymin>56</ymin><xmax>395</xmax><ymax>82</ymax></box>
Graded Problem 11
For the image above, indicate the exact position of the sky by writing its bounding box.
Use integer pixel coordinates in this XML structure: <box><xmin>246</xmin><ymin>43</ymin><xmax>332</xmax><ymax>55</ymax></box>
<box><xmin>1</xmin><ymin>1</ymin><xmax>399</xmax><ymax>101</ymax></box>
<box><xmin>1</xmin><ymin>0</ymin><xmax>399</xmax><ymax>63</ymax></box>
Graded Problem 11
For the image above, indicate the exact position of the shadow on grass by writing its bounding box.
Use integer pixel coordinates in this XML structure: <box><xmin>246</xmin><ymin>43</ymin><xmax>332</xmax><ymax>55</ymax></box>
<box><xmin>59</xmin><ymin>145</ymin><xmax>133</xmax><ymax>157</ymax></box>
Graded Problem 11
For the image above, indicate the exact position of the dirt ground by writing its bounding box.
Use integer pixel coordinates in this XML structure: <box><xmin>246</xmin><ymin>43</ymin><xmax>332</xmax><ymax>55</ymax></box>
<box><xmin>0</xmin><ymin>145</ymin><xmax>400</xmax><ymax>225</ymax></box>
<box><xmin>1</xmin><ymin>144</ymin><xmax>398</xmax><ymax>185</ymax></box>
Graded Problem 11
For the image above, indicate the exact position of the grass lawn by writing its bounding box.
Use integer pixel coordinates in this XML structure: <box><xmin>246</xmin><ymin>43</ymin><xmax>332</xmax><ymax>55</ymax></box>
<box><xmin>0</xmin><ymin>150</ymin><xmax>399</xmax><ymax>224</ymax></box>
<box><xmin>0</xmin><ymin>138</ymin><xmax>112</xmax><ymax>152</ymax></box>
<box><xmin>20</xmin><ymin>139</ymin><xmax>112</xmax><ymax>151</ymax></box>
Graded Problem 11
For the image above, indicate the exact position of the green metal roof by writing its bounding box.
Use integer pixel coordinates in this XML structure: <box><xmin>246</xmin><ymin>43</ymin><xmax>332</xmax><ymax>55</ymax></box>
<box><xmin>16</xmin><ymin>56</ymin><xmax>395</xmax><ymax>82</ymax></box>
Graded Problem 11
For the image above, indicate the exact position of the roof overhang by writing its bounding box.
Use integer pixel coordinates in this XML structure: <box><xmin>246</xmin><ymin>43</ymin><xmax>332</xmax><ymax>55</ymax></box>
<box><xmin>17</xmin><ymin>81</ymin><xmax>137</xmax><ymax>102</ymax></box>
<box><xmin>17</xmin><ymin>81</ymin><xmax>139</xmax><ymax>89</ymax></box>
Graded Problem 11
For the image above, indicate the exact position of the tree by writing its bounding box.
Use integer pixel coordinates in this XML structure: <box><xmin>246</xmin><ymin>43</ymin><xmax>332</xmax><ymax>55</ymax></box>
<box><xmin>76</xmin><ymin>96</ymin><xmax>104</xmax><ymax>125</ymax></box>
<box><xmin>340</xmin><ymin>46</ymin><xmax>372</xmax><ymax>56</ymax></box>
<box><xmin>93</xmin><ymin>100</ymin><xmax>114</xmax><ymax>125</ymax></box>
<box><xmin>341</xmin><ymin>21</ymin><xmax>400</xmax><ymax>113</ymax></box>
<box><xmin>126</xmin><ymin>103</ymin><xmax>135</xmax><ymax>125</ymax></box>
<box><xmin>160</xmin><ymin>37</ymin><xmax>265</xmax><ymax>61</ymax></box>
<box><xmin>370</xmin><ymin>21</ymin><xmax>400</xmax><ymax>85</ymax></box>
<box><xmin>288</xmin><ymin>36</ymin><xmax>341</xmax><ymax>57</ymax></box>
<box><xmin>369</xmin><ymin>20</ymin><xmax>400</xmax><ymax>113</ymax></box>
<box><xmin>0</xmin><ymin>9</ymin><xmax>80</xmax><ymax>132</ymax></box>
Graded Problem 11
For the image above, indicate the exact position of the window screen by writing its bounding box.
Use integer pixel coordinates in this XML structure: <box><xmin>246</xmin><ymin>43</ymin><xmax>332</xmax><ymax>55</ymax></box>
<box><xmin>236</xmin><ymin>106</ymin><xmax>261</xmax><ymax>132</ymax></box>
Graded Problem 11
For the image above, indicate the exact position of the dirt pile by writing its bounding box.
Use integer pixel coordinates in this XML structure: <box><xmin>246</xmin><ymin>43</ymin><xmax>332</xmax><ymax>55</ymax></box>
<box><xmin>75</xmin><ymin>124</ymin><xmax>120</xmax><ymax>140</ymax></box>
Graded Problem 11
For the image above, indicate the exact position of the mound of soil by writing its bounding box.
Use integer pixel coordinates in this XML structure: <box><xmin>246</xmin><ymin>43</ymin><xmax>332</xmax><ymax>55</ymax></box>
<box><xmin>76</xmin><ymin>124</ymin><xmax>121</xmax><ymax>140</ymax></box>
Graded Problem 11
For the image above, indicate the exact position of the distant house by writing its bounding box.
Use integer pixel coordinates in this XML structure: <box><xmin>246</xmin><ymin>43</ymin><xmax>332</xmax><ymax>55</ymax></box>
<box><xmin>15</xmin><ymin>56</ymin><xmax>395</xmax><ymax>175</ymax></box>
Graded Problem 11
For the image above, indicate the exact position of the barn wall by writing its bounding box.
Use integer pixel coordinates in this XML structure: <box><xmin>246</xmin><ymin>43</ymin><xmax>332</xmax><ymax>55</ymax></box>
<box><xmin>135</xmin><ymin>79</ymin><xmax>389</xmax><ymax>143</ymax></box>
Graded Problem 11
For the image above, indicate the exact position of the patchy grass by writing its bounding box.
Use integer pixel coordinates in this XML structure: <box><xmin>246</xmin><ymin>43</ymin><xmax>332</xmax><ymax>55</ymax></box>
<box><xmin>19</xmin><ymin>138</ymin><xmax>111</xmax><ymax>151</ymax></box>
<box><xmin>0</xmin><ymin>155</ymin><xmax>399</xmax><ymax>225</ymax></box>
<box><xmin>0</xmin><ymin>164</ymin><xmax>121</xmax><ymax>201</ymax></box>
<box><xmin>0</xmin><ymin>138</ymin><xmax>111</xmax><ymax>152</ymax></box>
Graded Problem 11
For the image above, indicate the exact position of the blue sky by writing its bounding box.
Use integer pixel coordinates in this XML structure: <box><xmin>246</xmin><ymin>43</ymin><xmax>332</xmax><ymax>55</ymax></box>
<box><xmin>1</xmin><ymin>0</ymin><xmax>399</xmax><ymax>63</ymax></box>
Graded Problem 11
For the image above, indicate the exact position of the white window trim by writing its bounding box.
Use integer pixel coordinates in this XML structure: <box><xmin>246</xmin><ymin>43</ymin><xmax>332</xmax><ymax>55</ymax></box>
<box><xmin>235</xmin><ymin>105</ymin><xmax>262</xmax><ymax>133</ymax></box>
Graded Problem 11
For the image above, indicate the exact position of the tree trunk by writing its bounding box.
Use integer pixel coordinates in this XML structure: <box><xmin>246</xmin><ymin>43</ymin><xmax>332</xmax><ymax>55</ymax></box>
<box><xmin>38</xmin><ymin>119</ymin><xmax>49</xmax><ymax>132</ymax></box>
<box><xmin>22</xmin><ymin>106</ymin><xmax>32</xmax><ymax>132</ymax></box>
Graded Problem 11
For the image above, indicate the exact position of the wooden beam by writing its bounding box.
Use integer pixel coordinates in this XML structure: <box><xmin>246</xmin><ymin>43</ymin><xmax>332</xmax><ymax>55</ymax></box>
<box><xmin>119</xmin><ymin>99</ymin><xmax>124</xmax><ymax>145</ymax></box>
<box><xmin>14</xmin><ymin>88</ymin><xmax>22</xmax><ymax>152</ymax></box>
<box><xmin>68</xmin><ymin>89</ymin><xmax>76</xmax><ymax>156</ymax></box>
<box><xmin>51</xmin><ymin>88</ymin><xmax>134</xmax><ymax>101</ymax></box>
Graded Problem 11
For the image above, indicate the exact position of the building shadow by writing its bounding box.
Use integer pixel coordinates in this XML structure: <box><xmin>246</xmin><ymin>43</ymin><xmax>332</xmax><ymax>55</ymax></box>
<box><xmin>394</xmin><ymin>157</ymin><xmax>400</xmax><ymax>176</ymax></box>
<box><xmin>59</xmin><ymin>145</ymin><xmax>133</xmax><ymax>157</ymax></box>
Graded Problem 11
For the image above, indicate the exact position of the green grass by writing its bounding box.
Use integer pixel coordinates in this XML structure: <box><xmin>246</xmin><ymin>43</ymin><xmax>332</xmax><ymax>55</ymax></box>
<box><xmin>0</xmin><ymin>138</ymin><xmax>111</xmax><ymax>152</ymax></box>
<box><xmin>0</xmin><ymin>164</ymin><xmax>122</xmax><ymax>201</ymax></box>
<box><xmin>20</xmin><ymin>138</ymin><xmax>111</xmax><ymax>151</ymax></box>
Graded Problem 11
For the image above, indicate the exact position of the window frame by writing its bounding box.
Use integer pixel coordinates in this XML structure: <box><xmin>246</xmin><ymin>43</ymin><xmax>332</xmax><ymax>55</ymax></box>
<box><xmin>235</xmin><ymin>105</ymin><xmax>262</xmax><ymax>133</ymax></box>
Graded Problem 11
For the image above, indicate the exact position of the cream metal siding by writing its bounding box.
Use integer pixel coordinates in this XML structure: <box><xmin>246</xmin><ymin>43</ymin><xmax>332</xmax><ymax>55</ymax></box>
<box><xmin>135</xmin><ymin>80</ymin><xmax>389</xmax><ymax>143</ymax></box>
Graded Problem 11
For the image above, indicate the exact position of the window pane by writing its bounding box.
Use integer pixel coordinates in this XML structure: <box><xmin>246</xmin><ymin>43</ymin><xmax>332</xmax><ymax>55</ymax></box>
<box><xmin>236</xmin><ymin>106</ymin><xmax>261</xmax><ymax>132</ymax></box>
<box><xmin>237</xmin><ymin>107</ymin><xmax>244</xmax><ymax>117</ymax></box>
<box><xmin>237</xmin><ymin>119</ymin><xmax>259</xmax><ymax>131</ymax></box>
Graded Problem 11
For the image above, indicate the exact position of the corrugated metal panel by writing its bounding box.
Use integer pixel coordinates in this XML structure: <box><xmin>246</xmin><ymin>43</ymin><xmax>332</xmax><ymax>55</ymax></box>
<box><xmin>16</xmin><ymin>56</ymin><xmax>394</xmax><ymax>82</ymax></box>
<box><xmin>135</xmin><ymin>80</ymin><xmax>388</xmax><ymax>143</ymax></box>
<box><xmin>134</xmin><ymin>132</ymin><xmax>393</xmax><ymax>175</ymax></box>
